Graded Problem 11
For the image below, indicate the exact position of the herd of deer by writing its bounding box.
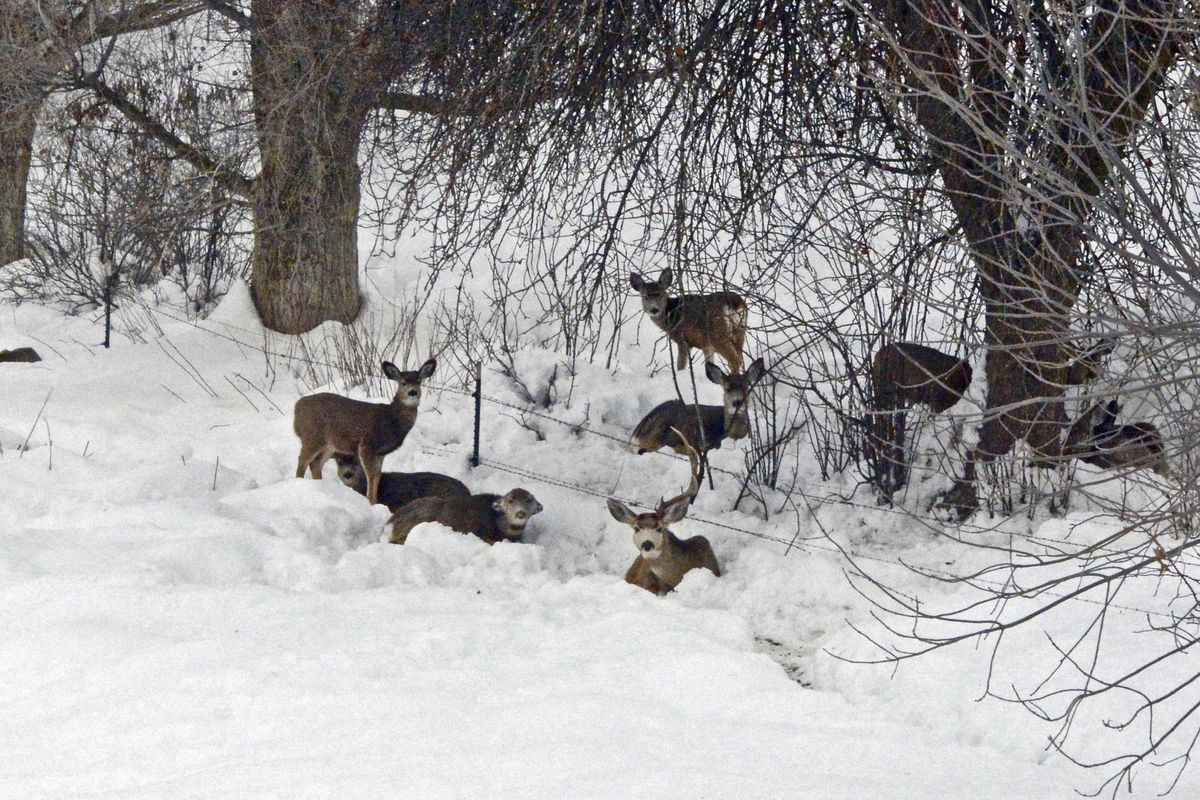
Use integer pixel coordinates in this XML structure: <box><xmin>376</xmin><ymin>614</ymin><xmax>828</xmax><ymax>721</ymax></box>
<box><xmin>290</xmin><ymin>271</ymin><xmax>1172</xmax><ymax>595</ymax></box>
<box><xmin>3</xmin><ymin>270</ymin><xmax>1162</xmax><ymax>595</ymax></box>
<box><xmin>290</xmin><ymin>268</ymin><xmax>755</xmax><ymax>594</ymax></box>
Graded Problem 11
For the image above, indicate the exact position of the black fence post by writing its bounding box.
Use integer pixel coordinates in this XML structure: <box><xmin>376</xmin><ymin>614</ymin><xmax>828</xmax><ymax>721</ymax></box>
<box><xmin>470</xmin><ymin>361</ymin><xmax>482</xmax><ymax>467</ymax></box>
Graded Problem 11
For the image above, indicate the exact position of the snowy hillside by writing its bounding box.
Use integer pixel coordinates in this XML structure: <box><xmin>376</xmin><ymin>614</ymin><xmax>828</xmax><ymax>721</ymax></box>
<box><xmin>0</xmin><ymin>268</ymin><xmax>1185</xmax><ymax>798</ymax></box>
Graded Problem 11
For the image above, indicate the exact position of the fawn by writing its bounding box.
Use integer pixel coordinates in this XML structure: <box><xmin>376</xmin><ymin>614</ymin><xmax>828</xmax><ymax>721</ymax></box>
<box><xmin>629</xmin><ymin>268</ymin><xmax>747</xmax><ymax>372</ymax></box>
<box><xmin>384</xmin><ymin>488</ymin><xmax>543</xmax><ymax>545</ymax></box>
<box><xmin>608</xmin><ymin>440</ymin><xmax>719</xmax><ymax>594</ymax></box>
<box><xmin>332</xmin><ymin>453</ymin><xmax>470</xmax><ymax>513</ymax></box>
<box><xmin>293</xmin><ymin>358</ymin><xmax>436</xmax><ymax>505</ymax></box>
<box><xmin>630</xmin><ymin>358</ymin><xmax>765</xmax><ymax>466</ymax></box>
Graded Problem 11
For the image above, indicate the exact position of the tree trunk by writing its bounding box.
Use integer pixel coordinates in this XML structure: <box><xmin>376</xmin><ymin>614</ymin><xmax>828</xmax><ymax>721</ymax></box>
<box><xmin>0</xmin><ymin>96</ymin><xmax>39</xmax><ymax>265</ymax></box>
<box><xmin>873</xmin><ymin>0</ymin><xmax>1179</xmax><ymax>517</ymax></box>
<box><xmin>248</xmin><ymin>0</ymin><xmax>368</xmax><ymax>335</ymax></box>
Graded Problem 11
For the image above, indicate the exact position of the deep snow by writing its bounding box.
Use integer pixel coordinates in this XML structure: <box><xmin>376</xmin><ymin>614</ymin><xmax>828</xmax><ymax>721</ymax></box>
<box><xmin>0</xmin><ymin>273</ymin><xmax>1183</xmax><ymax>798</ymax></box>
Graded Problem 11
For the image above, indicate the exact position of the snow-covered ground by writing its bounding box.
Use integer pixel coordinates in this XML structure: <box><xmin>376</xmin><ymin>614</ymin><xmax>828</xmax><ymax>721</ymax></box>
<box><xmin>0</xmin><ymin>269</ymin><xmax>1185</xmax><ymax>797</ymax></box>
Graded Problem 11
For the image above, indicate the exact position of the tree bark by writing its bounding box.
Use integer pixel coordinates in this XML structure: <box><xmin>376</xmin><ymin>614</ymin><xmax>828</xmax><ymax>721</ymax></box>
<box><xmin>0</xmin><ymin>94</ymin><xmax>38</xmax><ymax>264</ymax></box>
<box><xmin>248</xmin><ymin>0</ymin><xmax>369</xmax><ymax>334</ymax></box>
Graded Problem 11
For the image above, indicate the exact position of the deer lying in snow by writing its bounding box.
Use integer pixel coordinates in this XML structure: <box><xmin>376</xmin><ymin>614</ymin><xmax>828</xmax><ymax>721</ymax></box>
<box><xmin>629</xmin><ymin>268</ymin><xmax>747</xmax><ymax>372</ymax></box>
<box><xmin>0</xmin><ymin>347</ymin><xmax>41</xmax><ymax>363</ymax></box>
<box><xmin>629</xmin><ymin>358</ymin><xmax>765</xmax><ymax>473</ymax></box>
<box><xmin>608</xmin><ymin>440</ymin><xmax>720</xmax><ymax>594</ymax></box>
<box><xmin>1058</xmin><ymin>399</ymin><xmax>1170</xmax><ymax>477</ymax></box>
<box><xmin>293</xmin><ymin>358</ymin><xmax>436</xmax><ymax>505</ymax></box>
<box><xmin>384</xmin><ymin>488</ymin><xmax>544</xmax><ymax>545</ymax></box>
<box><xmin>332</xmin><ymin>453</ymin><xmax>469</xmax><ymax>513</ymax></box>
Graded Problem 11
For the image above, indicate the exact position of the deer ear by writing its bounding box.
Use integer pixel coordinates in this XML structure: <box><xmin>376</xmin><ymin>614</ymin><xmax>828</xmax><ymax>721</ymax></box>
<box><xmin>534</xmin><ymin>501</ymin><xmax>544</xmax><ymax>513</ymax></box>
<box><xmin>607</xmin><ymin>499</ymin><xmax>637</xmax><ymax>525</ymax></box>
<box><xmin>660</xmin><ymin>495</ymin><xmax>692</xmax><ymax>525</ymax></box>
<box><xmin>418</xmin><ymin>358</ymin><xmax>437</xmax><ymax>380</ymax></box>
<box><xmin>705</xmin><ymin>361</ymin><xmax>727</xmax><ymax>385</ymax></box>
<box><xmin>744</xmin><ymin>357</ymin><xmax>765</xmax><ymax>384</ymax></box>
<box><xmin>629</xmin><ymin>272</ymin><xmax>644</xmax><ymax>291</ymax></box>
<box><xmin>658</xmin><ymin>268</ymin><xmax>673</xmax><ymax>287</ymax></box>
<box><xmin>381</xmin><ymin>361</ymin><xmax>402</xmax><ymax>381</ymax></box>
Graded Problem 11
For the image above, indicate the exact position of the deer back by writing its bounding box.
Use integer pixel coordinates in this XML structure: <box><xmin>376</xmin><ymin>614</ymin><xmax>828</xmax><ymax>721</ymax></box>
<box><xmin>385</xmin><ymin>494</ymin><xmax>494</xmax><ymax>545</ymax></box>
<box><xmin>630</xmin><ymin>400</ymin><xmax>726</xmax><ymax>454</ymax></box>
<box><xmin>294</xmin><ymin>393</ymin><xmax>417</xmax><ymax>456</ymax></box>
<box><xmin>871</xmin><ymin>342</ymin><xmax>971</xmax><ymax>413</ymax></box>
<box><xmin>333</xmin><ymin>454</ymin><xmax>470</xmax><ymax>512</ymax></box>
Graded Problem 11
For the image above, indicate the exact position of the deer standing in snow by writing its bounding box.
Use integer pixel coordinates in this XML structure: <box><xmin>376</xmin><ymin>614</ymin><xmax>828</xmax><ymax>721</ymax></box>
<box><xmin>629</xmin><ymin>268</ymin><xmax>747</xmax><ymax>373</ymax></box>
<box><xmin>293</xmin><ymin>358</ymin><xmax>436</xmax><ymax>505</ymax></box>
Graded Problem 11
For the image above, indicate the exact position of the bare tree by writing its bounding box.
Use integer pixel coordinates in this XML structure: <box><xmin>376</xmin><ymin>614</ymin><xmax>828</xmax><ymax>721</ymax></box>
<box><xmin>0</xmin><ymin>0</ymin><xmax>204</xmax><ymax>265</ymax></box>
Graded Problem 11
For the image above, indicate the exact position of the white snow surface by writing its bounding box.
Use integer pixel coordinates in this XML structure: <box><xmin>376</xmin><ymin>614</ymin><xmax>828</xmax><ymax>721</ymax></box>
<box><xmin>0</xmin><ymin>279</ymin><xmax>1177</xmax><ymax>798</ymax></box>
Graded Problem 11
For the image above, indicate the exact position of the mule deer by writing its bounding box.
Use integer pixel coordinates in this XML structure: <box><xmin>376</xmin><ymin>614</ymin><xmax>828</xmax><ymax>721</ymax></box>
<box><xmin>0</xmin><ymin>347</ymin><xmax>41</xmax><ymax>363</ymax></box>
<box><xmin>868</xmin><ymin>342</ymin><xmax>972</xmax><ymax>498</ymax></box>
<box><xmin>629</xmin><ymin>268</ymin><xmax>747</xmax><ymax>372</ymax></box>
<box><xmin>1058</xmin><ymin>399</ymin><xmax>1170</xmax><ymax>477</ymax></box>
<box><xmin>293</xmin><ymin>358</ymin><xmax>436</xmax><ymax>505</ymax></box>
<box><xmin>608</xmin><ymin>442</ymin><xmax>719</xmax><ymax>594</ymax></box>
<box><xmin>630</xmin><ymin>358</ymin><xmax>765</xmax><ymax>470</ymax></box>
<box><xmin>332</xmin><ymin>453</ymin><xmax>470</xmax><ymax>513</ymax></box>
<box><xmin>384</xmin><ymin>488</ymin><xmax>543</xmax><ymax>545</ymax></box>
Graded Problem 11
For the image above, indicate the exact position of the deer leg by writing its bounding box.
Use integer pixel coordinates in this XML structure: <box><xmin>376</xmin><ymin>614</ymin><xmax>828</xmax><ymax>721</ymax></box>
<box><xmin>308</xmin><ymin>446</ymin><xmax>333</xmax><ymax>479</ymax></box>
<box><xmin>297</xmin><ymin>442</ymin><xmax>325</xmax><ymax>479</ymax></box>
<box><xmin>360</xmin><ymin>449</ymin><xmax>384</xmax><ymax>505</ymax></box>
<box><xmin>675</xmin><ymin>339</ymin><xmax>689</xmax><ymax>371</ymax></box>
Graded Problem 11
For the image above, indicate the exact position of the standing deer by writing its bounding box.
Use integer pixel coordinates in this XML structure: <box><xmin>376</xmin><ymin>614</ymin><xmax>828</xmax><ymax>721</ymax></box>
<box><xmin>293</xmin><ymin>358</ymin><xmax>436</xmax><ymax>505</ymax></box>
<box><xmin>868</xmin><ymin>342</ymin><xmax>972</xmax><ymax>498</ymax></box>
<box><xmin>384</xmin><ymin>488</ymin><xmax>543</xmax><ymax>545</ymax></box>
<box><xmin>629</xmin><ymin>268</ymin><xmax>747</xmax><ymax>372</ymax></box>
<box><xmin>1058</xmin><ymin>399</ymin><xmax>1170</xmax><ymax>477</ymax></box>
<box><xmin>332</xmin><ymin>453</ymin><xmax>470</xmax><ymax>513</ymax></box>
<box><xmin>629</xmin><ymin>358</ymin><xmax>765</xmax><ymax>478</ymax></box>
<box><xmin>608</xmin><ymin>441</ymin><xmax>720</xmax><ymax>594</ymax></box>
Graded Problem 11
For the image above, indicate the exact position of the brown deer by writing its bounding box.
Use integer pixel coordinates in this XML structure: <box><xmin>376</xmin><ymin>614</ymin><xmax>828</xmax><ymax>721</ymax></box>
<box><xmin>332</xmin><ymin>453</ymin><xmax>470</xmax><ymax>513</ymax></box>
<box><xmin>0</xmin><ymin>347</ymin><xmax>41</xmax><ymax>363</ymax></box>
<box><xmin>608</xmin><ymin>441</ymin><xmax>719</xmax><ymax>594</ymax></box>
<box><xmin>293</xmin><ymin>358</ymin><xmax>436</xmax><ymax>505</ymax></box>
<box><xmin>384</xmin><ymin>488</ymin><xmax>543</xmax><ymax>545</ymax></box>
<box><xmin>868</xmin><ymin>342</ymin><xmax>972</xmax><ymax>498</ymax></box>
<box><xmin>629</xmin><ymin>358</ymin><xmax>765</xmax><ymax>477</ymax></box>
<box><xmin>1058</xmin><ymin>399</ymin><xmax>1171</xmax><ymax>477</ymax></box>
<box><xmin>629</xmin><ymin>268</ymin><xmax>747</xmax><ymax>372</ymax></box>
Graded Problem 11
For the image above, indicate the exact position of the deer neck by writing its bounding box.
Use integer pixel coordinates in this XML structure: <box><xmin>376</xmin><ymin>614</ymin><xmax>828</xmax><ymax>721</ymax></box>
<box><xmin>387</xmin><ymin>395</ymin><xmax>420</xmax><ymax>427</ymax></box>
<box><xmin>724</xmin><ymin>408</ymin><xmax>750</xmax><ymax>440</ymax></box>
<box><xmin>648</xmin><ymin>530</ymin><xmax>681</xmax><ymax>581</ymax></box>
<box><xmin>495</xmin><ymin>513</ymin><xmax>526</xmax><ymax>540</ymax></box>
<box><xmin>660</xmin><ymin>296</ymin><xmax>684</xmax><ymax>332</ymax></box>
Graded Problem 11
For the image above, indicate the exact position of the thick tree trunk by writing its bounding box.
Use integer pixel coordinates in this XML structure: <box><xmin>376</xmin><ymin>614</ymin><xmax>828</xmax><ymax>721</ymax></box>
<box><xmin>248</xmin><ymin>1</ymin><xmax>368</xmax><ymax>335</ymax></box>
<box><xmin>0</xmin><ymin>96</ymin><xmax>39</xmax><ymax>265</ymax></box>
<box><xmin>874</xmin><ymin>0</ymin><xmax>1179</xmax><ymax>517</ymax></box>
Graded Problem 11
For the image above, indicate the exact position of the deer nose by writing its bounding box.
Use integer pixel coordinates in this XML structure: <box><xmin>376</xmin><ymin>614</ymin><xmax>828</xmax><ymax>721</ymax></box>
<box><xmin>641</xmin><ymin>541</ymin><xmax>654</xmax><ymax>552</ymax></box>
<box><xmin>407</xmin><ymin>390</ymin><xmax>418</xmax><ymax>398</ymax></box>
